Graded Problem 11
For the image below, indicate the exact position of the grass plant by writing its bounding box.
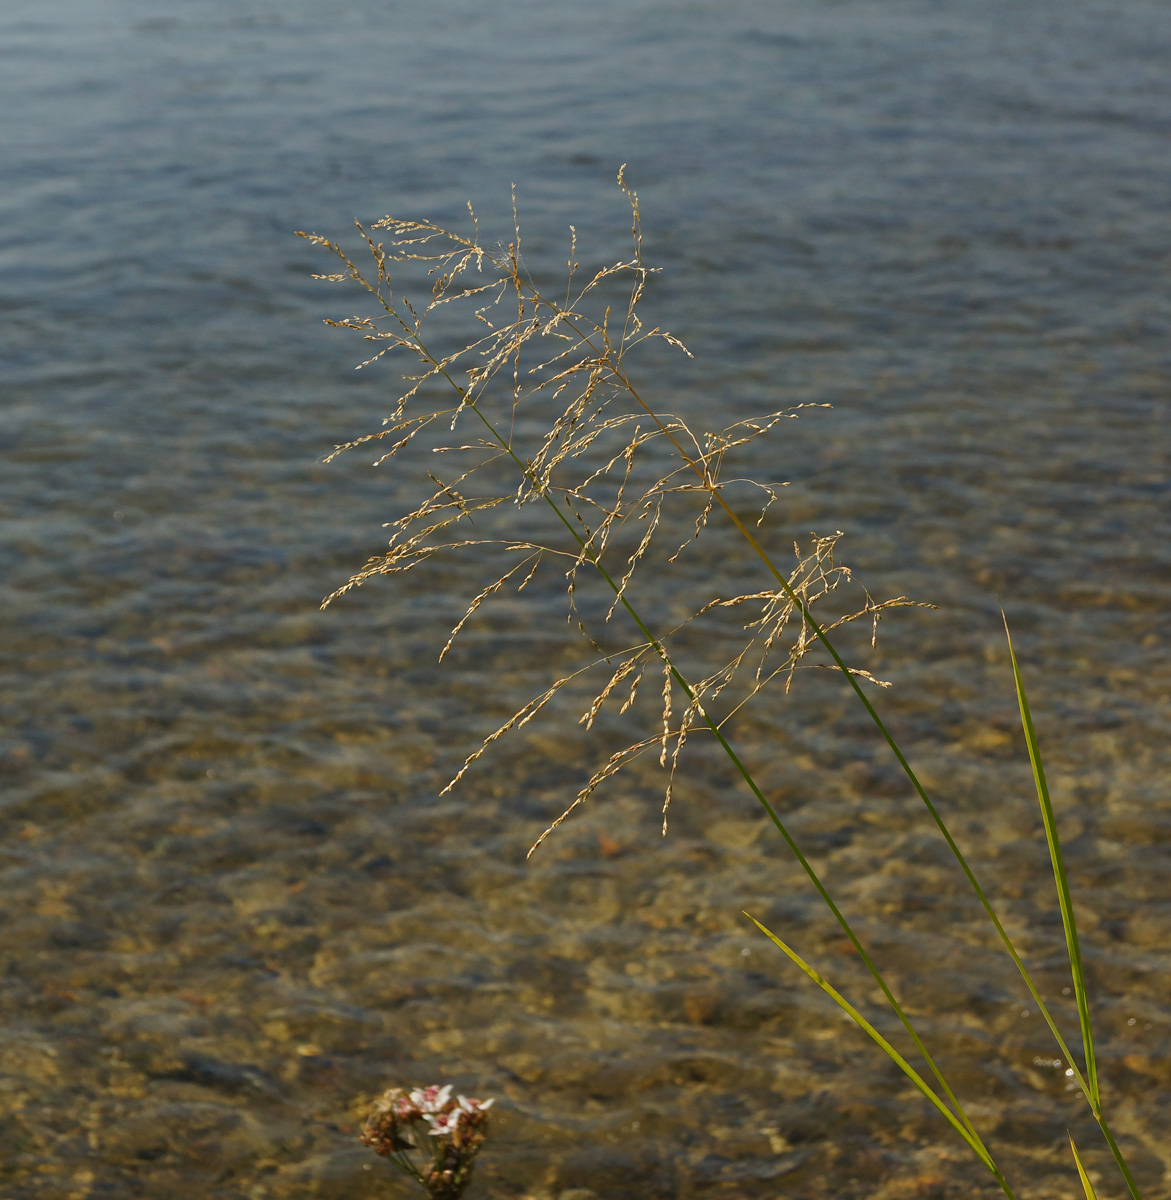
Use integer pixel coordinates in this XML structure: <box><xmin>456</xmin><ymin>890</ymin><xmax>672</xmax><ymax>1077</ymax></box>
<box><xmin>299</xmin><ymin>171</ymin><xmax>1141</xmax><ymax>1199</ymax></box>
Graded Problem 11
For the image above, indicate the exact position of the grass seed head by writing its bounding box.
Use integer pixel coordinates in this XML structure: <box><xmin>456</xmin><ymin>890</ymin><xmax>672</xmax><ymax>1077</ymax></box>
<box><xmin>306</xmin><ymin>171</ymin><xmax>917</xmax><ymax>848</ymax></box>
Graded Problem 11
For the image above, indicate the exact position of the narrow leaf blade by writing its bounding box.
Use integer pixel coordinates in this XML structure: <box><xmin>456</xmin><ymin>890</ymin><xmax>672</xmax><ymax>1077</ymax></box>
<box><xmin>1004</xmin><ymin>616</ymin><xmax>1098</xmax><ymax>1104</ymax></box>
<box><xmin>1070</xmin><ymin>1134</ymin><xmax>1100</xmax><ymax>1200</ymax></box>
<box><xmin>745</xmin><ymin>913</ymin><xmax>1006</xmax><ymax>1184</ymax></box>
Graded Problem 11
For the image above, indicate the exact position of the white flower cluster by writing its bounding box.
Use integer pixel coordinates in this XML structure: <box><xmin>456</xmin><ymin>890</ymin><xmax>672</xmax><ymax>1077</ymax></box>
<box><xmin>360</xmin><ymin>1080</ymin><xmax>495</xmax><ymax>1198</ymax></box>
<box><xmin>403</xmin><ymin>1084</ymin><xmax>495</xmax><ymax>1138</ymax></box>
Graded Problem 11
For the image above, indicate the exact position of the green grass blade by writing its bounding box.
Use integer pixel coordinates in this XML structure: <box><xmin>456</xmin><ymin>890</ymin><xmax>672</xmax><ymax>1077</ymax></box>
<box><xmin>1069</xmin><ymin>1134</ymin><xmax>1100</xmax><ymax>1200</ymax></box>
<box><xmin>1004</xmin><ymin>617</ymin><xmax>1098</xmax><ymax>1106</ymax></box>
<box><xmin>746</xmin><ymin>914</ymin><xmax>1016</xmax><ymax>1200</ymax></box>
<box><xmin>1004</xmin><ymin>624</ymin><xmax>1142</xmax><ymax>1199</ymax></box>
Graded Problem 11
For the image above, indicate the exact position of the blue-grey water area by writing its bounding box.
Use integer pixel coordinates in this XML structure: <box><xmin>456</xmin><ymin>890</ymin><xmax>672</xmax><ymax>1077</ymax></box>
<box><xmin>1</xmin><ymin>1</ymin><xmax>1169</xmax><ymax>1197</ymax></box>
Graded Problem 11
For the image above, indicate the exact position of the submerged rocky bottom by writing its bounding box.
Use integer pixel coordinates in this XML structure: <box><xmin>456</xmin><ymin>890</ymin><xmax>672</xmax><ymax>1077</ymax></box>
<box><xmin>2</xmin><ymin>634</ymin><xmax>1168</xmax><ymax>1200</ymax></box>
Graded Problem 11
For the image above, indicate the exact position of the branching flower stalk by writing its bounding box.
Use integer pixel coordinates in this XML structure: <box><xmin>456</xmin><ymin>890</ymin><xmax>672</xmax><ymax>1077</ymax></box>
<box><xmin>300</xmin><ymin>171</ymin><xmax>1139</xmax><ymax>1200</ymax></box>
<box><xmin>360</xmin><ymin>1084</ymin><xmax>493</xmax><ymax>1199</ymax></box>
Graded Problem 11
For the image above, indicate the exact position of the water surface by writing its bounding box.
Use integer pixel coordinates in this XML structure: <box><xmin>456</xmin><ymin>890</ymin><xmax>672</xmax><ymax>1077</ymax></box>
<box><xmin>1</xmin><ymin>1</ymin><xmax>1169</xmax><ymax>1197</ymax></box>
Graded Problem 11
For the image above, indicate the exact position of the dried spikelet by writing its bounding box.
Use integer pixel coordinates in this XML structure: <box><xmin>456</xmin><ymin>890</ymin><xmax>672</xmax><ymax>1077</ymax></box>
<box><xmin>619</xmin><ymin>664</ymin><xmax>644</xmax><ymax>714</ymax></box>
<box><xmin>439</xmin><ymin>554</ymin><xmax>541</xmax><ymax>662</ymax></box>
<box><xmin>580</xmin><ymin>652</ymin><xmax>648</xmax><ymax>731</ymax></box>
<box><xmin>516</xmin><ymin>554</ymin><xmax>542</xmax><ymax>592</ymax></box>
<box><xmin>441</xmin><ymin>668</ymin><xmax>591</xmax><ymax>796</ymax></box>
<box><xmin>606</xmin><ymin>496</ymin><xmax>661</xmax><ymax>621</ymax></box>
<box><xmin>527</xmin><ymin>736</ymin><xmax>659</xmax><ymax>858</ymax></box>
<box><xmin>662</xmin><ymin>698</ymin><xmax>703</xmax><ymax>835</ymax></box>
<box><xmin>659</xmin><ymin>658</ymin><xmax>673</xmax><ymax>768</ymax></box>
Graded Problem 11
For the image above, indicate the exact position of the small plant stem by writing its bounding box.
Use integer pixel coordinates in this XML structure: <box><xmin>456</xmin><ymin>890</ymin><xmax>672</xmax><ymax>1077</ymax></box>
<box><xmin>1099</xmin><ymin>1119</ymin><xmax>1144</xmax><ymax>1200</ymax></box>
<box><xmin>395</xmin><ymin>325</ymin><xmax>1002</xmax><ymax>1181</ymax></box>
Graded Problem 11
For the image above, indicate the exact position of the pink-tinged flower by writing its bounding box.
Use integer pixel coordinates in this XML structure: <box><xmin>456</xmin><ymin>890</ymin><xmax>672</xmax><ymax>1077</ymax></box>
<box><xmin>424</xmin><ymin>1109</ymin><xmax>463</xmax><ymax>1137</ymax></box>
<box><xmin>394</xmin><ymin>1094</ymin><xmax>422</xmax><ymax>1119</ymax></box>
<box><xmin>456</xmin><ymin>1095</ymin><xmax>493</xmax><ymax>1114</ymax></box>
<box><xmin>411</xmin><ymin>1084</ymin><xmax>454</xmax><ymax>1112</ymax></box>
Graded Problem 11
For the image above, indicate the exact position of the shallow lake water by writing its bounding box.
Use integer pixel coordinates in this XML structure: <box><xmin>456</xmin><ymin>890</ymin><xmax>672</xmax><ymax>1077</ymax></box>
<box><xmin>1</xmin><ymin>1</ymin><xmax>1169</xmax><ymax>1198</ymax></box>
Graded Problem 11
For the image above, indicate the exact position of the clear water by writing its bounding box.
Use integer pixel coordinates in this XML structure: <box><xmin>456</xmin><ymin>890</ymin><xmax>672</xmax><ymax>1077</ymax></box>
<box><xmin>1</xmin><ymin>1</ymin><xmax>1169</xmax><ymax>1197</ymax></box>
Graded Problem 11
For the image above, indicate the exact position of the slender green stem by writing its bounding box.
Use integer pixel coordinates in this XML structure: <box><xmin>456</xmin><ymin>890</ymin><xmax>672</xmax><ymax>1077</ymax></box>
<box><xmin>1099</xmin><ymin>1118</ymin><xmax>1144</xmax><ymax>1200</ymax></box>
